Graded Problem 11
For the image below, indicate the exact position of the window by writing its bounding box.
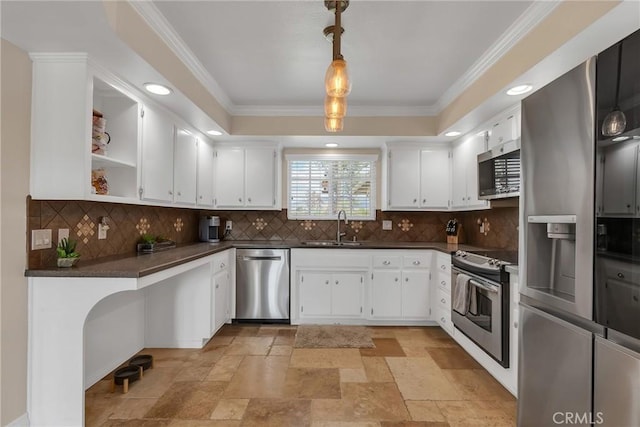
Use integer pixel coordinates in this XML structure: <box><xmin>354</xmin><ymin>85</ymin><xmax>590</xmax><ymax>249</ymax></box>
<box><xmin>287</xmin><ymin>154</ymin><xmax>377</xmax><ymax>220</ymax></box>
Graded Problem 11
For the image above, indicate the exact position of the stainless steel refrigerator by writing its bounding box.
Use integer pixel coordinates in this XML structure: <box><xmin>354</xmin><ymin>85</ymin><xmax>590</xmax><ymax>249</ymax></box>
<box><xmin>519</xmin><ymin>28</ymin><xmax>640</xmax><ymax>426</ymax></box>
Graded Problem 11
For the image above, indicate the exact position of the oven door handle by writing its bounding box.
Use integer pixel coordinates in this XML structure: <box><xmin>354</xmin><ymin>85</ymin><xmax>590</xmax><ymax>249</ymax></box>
<box><xmin>469</xmin><ymin>279</ymin><xmax>499</xmax><ymax>294</ymax></box>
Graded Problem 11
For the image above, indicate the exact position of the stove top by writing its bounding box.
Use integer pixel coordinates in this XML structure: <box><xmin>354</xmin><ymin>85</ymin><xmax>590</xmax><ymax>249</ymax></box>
<box><xmin>451</xmin><ymin>249</ymin><xmax>518</xmax><ymax>280</ymax></box>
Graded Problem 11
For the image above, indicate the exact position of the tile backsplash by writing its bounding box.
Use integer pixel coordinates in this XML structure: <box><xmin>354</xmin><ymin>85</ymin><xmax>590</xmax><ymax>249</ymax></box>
<box><xmin>27</xmin><ymin>197</ymin><xmax>518</xmax><ymax>269</ymax></box>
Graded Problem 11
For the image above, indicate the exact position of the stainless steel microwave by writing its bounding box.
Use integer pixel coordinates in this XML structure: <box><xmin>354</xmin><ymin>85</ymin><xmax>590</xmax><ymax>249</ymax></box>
<box><xmin>477</xmin><ymin>138</ymin><xmax>521</xmax><ymax>200</ymax></box>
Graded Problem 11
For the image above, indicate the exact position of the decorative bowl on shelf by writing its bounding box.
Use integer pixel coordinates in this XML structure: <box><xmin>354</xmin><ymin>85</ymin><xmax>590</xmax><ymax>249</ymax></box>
<box><xmin>57</xmin><ymin>257</ymin><xmax>79</xmax><ymax>268</ymax></box>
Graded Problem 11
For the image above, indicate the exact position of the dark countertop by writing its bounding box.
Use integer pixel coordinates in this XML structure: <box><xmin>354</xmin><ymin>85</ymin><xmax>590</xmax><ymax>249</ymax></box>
<box><xmin>25</xmin><ymin>240</ymin><xmax>486</xmax><ymax>278</ymax></box>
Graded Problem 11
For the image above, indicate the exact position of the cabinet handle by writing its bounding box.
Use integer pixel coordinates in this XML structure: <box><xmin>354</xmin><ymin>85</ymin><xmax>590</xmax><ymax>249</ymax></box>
<box><xmin>441</xmin><ymin>280</ymin><xmax>446</xmax><ymax>286</ymax></box>
<box><xmin>168</xmin><ymin>190</ymin><xmax>173</xmax><ymax>195</ymax></box>
<box><xmin>216</xmin><ymin>284</ymin><xmax>219</xmax><ymax>289</ymax></box>
<box><xmin>413</xmin><ymin>261</ymin><xmax>420</xmax><ymax>265</ymax></box>
<box><xmin>238</xmin><ymin>198</ymin><xmax>242</xmax><ymax>202</ymax></box>
<box><xmin>441</xmin><ymin>298</ymin><xmax>446</xmax><ymax>304</ymax></box>
<box><xmin>248</xmin><ymin>197</ymin><xmax>252</xmax><ymax>202</ymax></box>
<box><xmin>441</xmin><ymin>317</ymin><xmax>446</xmax><ymax>323</ymax></box>
<box><xmin>383</xmin><ymin>260</ymin><xmax>391</xmax><ymax>265</ymax></box>
<box><xmin>394</xmin><ymin>277</ymin><xmax>399</xmax><ymax>282</ymax></box>
<box><xmin>325</xmin><ymin>280</ymin><xmax>329</xmax><ymax>285</ymax></box>
<box><xmin>177</xmin><ymin>191</ymin><xmax>182</xmax><ymax>196</ymax></box>
<box><xmin>220</xmin><ymin>263</ymin><xmax>225</xmax><ymax>269</ymax></box>
<box><xmin>617</xmin><ymin>272</ymin><xmax>625</xmax><ymax>279</ymax></box>
<box><xmin>467</xmin><ymin>197</ymin><xmax>471</xmax><ymax>200</ymax></box>
<box><xmin>440</xmin><ymin>264</ymin><xmax>446</xmax><ymax>270</ymax></box>
<box><xmin>199</xmin><ymin>195</ymin><xmax>203</xmax><ymax>199</ymax></box>
<box><xmin>413</xmin><ymin>198</ymin><xmax>417</xmax><ymax>203</ymax></box>
<box><xmin>405</xmin><ymin>277</ymin><xmax>409</xmax><ymax>282</ymax></box>
<box><xmin>335</xmin><ymin>280</ymin><xmax>339</xmax><ymax>285</ymax></box>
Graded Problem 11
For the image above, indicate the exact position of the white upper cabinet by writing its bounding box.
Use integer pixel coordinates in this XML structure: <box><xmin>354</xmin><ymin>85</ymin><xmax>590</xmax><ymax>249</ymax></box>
<box><xmin>214</xmin><ymin>146</ymin><xmax>280</xmax><ymax>210</ymax></box>
<box><xmin>173</xmin><ymin>129</ymin><xmax>198</xmax><ymax>205</ymax></box>
<box><xmin>388</xmin><ymin>148</ymin><xmax>421</xmax><ymax>209</ymax></box>
<box><xmin>451</xmin><ymin>134</ymin><xmax>488</xmax><ymax>210</ymax></box>
<box><xmin>420</xmin><ymin>149</ymin><xmax>451</xmax><ymax>210</ymax></box>
<box><xmin>30</xmin><ymin>54</ymin><xmax>141</xmax><ymax>202</ymax></box>
<box><xmin>196</xmin><ymin>140</ymin><xmax>215</xmax><ymax>207</ymax></box>
<box><xmin>386</xmin><ymin>146</ymin><xmax>450</xmax><ymax>210</ymax></box>
<box><xmin>488</xmin><ymin>112</ymin><xmax>520</xmax><ymax>148</ymax></box>
<box><xmin>141</xmin><ymin>107</ymin><xmax>175</xmax><ymax>203</ymax></box>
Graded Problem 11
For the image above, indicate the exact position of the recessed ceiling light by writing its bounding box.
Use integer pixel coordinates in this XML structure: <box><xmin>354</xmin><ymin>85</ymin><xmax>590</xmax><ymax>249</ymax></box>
<box><xmin>143</xmin><ymin>83</ymin><xmax>172</xmax><ymax>96</ymax></box>
<box><xmin>506</xmin><ymin>84</ymin><xmax>533</xmax><ymax>96</ymax></box>
<box><xmin>445</xmin><ymin>131</ymin><xmax>461</xmax><ymax>137</ymax></box>
<box><xmin>325</xmin><ymin>143</ymin><xmax>339</xmax><ymax>148</ymax></box>
<box><xmin>207</xmin><ymin>130</ymin><xmax>223</xmax><ymax>136</ymax></box>
<box><xmin>612</xmin><ymin>136</ymin><xmax>630</xmax><ymax>142</ymax></box>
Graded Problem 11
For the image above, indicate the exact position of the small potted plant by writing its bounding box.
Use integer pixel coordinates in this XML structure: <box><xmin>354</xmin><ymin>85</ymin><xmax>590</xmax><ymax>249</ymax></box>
<box><xmin>57</xmin><ymin>238</ymin><xmax>80</xmax><ymax>267</ymax></box>
<box><xmin>137</xmin><ymin>234</ymin><xmax>157</xmax><ymax>253</ymax></box>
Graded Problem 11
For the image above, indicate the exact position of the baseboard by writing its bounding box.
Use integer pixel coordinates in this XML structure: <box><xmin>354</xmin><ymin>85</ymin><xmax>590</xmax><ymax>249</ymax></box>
<box><xmin>7</xmin><ymin>412</ymin><xmax>29</xmax><ymax>427</ymax></box>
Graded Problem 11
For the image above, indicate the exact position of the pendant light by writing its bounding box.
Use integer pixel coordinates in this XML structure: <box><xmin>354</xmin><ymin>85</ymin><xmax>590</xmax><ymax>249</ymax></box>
<box><xmin>602</xmin><ymin>41</ymin><xmax>627</xmax><ymax>137</ymax></box>
<box><xmin>323</xmin><ymin>0</ymin><xmax>351</xmax><ymax>132</ymax></box>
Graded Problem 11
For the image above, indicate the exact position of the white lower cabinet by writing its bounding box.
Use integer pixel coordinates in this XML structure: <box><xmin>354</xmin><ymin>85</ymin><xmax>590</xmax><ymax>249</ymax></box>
<box><xmin>299</xmin><ymin>271</ymin><xmax>365</xmax><ymax>319</ymax></box>
<box><xmin>292</xmin><ymin>249</ymin><xmax>436</xmax><ymax>325</ymax></box>
<box><xmin>433</xmin><ymin>252</ymin><xmax>453</xmax><ymax>334</ymax></box>
<box><xmin>211</xmin><ymin>250</ymin><xmax>232</xmax><ymax>335</ymax></box>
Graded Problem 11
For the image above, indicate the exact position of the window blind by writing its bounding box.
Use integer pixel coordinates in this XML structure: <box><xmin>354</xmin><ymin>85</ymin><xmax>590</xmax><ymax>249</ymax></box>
<box><xmin>288</xmin><ymin>157</ymin><xmax>376</xmax><ymax>220</ymax></box>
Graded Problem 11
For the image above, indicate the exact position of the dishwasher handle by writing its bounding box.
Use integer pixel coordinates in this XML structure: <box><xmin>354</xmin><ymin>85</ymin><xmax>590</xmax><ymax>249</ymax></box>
<box><xmin>239</xmin><ymin>255</ymin><xmax>282</xmax><ymax>262</ymax></box>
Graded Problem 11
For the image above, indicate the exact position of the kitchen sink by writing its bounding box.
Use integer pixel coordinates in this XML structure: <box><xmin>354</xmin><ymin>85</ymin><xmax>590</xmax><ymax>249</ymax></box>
<box><xmin>302</xmin><ymin>240</ymin><xmax>361</xmax><ymax>247</ymax></box>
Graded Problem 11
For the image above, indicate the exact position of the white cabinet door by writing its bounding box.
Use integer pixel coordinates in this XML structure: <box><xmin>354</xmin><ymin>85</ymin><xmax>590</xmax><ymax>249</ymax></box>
<box><xmin>602</xmin><ymin>142</ymin><xmax>637</xmax><ymax>216</ymax></box>
<box><xmin>371</xmin><ymin>270</ymin><xmax>402</xmax><ymax>318</ymax></box>
<box><xmin>141</xmin><ymin>107</ymin><xmax>174</xmax><ymax>202</ymax></box>
<box><xmin>420</xmin><ymin>149</ymin><xmax>450</xmax><ymax>209</ymax></box>
<box><xmin>197</xmin><ymin>139</ymin><xmax>215</xmax><ymax>207</ymax></box>
<box><xmin>245</xmin><ymin>148</ymin><xmax>276</xmax><ymax>208</ymax></box>
<box><xmin>331</xmin><ymin>273</ymin><xmax>364</xmax><ymax>317</ymax></box>
<box><xmin>388</xmin><ymin>149</ymin><xmax>421</xmax><ymax>209</ymax></box>
<box><xmin>451</xmin><ymin>141</ymin><xmax>468</xmax><ymax>209</ymax></box>
<box><xmin>214</xmin><ymin>269</ymin><xmax>230</xmax><ymax>332</ymax></box>
<box><xmin>401</xmin><ymin>270</ymin><xmax>430</xmax><ymax>319</ymax></box>
<box><xmin>299</xmin><ymin>272</ymin><xmax>332</xmax><ymax>317</ymax></box>
<box><xmin>488</xmin><ymin>114</ymin><xmax>518</xmax><ymax>148</ymax></box>
<box><xmin>215</xmin><ymin>148</ymin><xmax>245</xmax><ymax>207</ymax></box>
<box><xmin>173</xmin><ymin>129</ymin><xmax>198</xmax><ymax>205</ymax></box>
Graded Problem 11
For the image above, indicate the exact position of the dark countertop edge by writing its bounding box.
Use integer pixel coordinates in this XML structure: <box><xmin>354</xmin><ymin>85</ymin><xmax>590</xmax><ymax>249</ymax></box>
<box><xmin>25</xmin><ymin>240</ymin><xmax>489</xmax><ymax>279</ymax></box>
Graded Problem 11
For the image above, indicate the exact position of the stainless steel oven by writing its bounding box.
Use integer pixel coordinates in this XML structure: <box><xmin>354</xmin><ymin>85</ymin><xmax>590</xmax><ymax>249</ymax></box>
<box><xmin>451</xmin><ymin>251</ymin><xmax>512</xmax><ymax>367</ymax></box>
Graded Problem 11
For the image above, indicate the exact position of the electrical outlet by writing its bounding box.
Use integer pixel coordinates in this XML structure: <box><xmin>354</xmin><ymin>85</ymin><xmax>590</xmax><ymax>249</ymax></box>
<box><xmin>225</xmin><ymin>220</ymin><xmax>233</xmax><ymax>231</ymax></box>
<box><xmin>32</xmin><ymin>229</ymin><xmax>52</xmax><ymax>250</ymax></box>
<box><xmin>382</xmin><ymin>220</ymin><xmax>392</xmax><ymax>231</ymax></box>
<box><xmin>58</xmin><ymin>228</ymin><xmax>69</xmax><ymax>244</ymax></box>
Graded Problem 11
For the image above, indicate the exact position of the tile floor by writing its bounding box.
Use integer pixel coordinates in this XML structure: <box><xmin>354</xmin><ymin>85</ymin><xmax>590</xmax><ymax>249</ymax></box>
<box><xmin>86</xmin><ymin>325</ymin><xmax>516</xmax><ymax>427</ymax></box>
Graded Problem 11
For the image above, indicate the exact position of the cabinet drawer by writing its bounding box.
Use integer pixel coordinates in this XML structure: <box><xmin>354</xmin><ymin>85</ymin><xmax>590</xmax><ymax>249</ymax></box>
<box><xmin>436</xmin><ymin>308</ymin><xmax>454</xmax><ymax>335</ymax></box>
<box><xmin>435</xmin><ymin>253</ymin><xmax>451</xmax><ymax>275</ymax></box>
<box><xmin>403</xmin><ymin>253</ymin><xmax>431</xmax><ymax>269</ymax></box>
<box><xmin>437</xmin><ymin>287</ymin><xmax>451</xmax><ymax>311</ymax></box>
<box><xmin>437</xmin><ymin>271</ymin><xmax>451</xmax><ymax>292</ymax></box>
<box><xmin>372</xmin><ymin>255</ymin><xmax>401</xmax><ymax>269</ymax></box>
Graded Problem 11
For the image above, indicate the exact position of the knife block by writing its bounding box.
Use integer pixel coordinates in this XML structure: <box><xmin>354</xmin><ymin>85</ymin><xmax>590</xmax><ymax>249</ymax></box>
<box><xmin>447</xmin><ymin>224</ymin><xmax>463</xmax><ymax>244</ymax></box>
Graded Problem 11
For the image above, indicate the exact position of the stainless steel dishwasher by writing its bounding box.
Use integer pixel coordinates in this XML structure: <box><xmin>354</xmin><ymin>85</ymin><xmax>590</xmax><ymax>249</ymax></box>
<box><xmin>235</xmin><ymin>248</ymin><xmax>290</xmax><ymax>322</ymax></box>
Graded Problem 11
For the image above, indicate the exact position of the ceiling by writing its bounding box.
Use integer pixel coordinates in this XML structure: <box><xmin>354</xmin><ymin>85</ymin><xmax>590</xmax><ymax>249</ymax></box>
<box><xmin>1</xmin><ymin>1</ymin><xmax>639</xmax><ymax>147</ymax></box>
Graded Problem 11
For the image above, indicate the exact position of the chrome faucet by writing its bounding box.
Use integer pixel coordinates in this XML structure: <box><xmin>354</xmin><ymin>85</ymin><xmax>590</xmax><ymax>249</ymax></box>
<box><xmin>336</xmin><ymin>210</ymin><xmax>348</xmax><ymax>243</ymax></box>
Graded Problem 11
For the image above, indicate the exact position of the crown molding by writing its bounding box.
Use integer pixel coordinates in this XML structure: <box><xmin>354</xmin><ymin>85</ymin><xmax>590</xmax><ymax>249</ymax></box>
<box><xmin>129</xmin><ymin>0</ymin><xmax>556</xmax><ymax>118</ymax></box>
<box><xmin>434</xmin><ymin>1</ymin><xmax>560</xmax><ymax>112</ymax></box>
<box><xmin>29</xmin><ymin>52</ymin><xmax>88</xmax><ymax>62</ymax></box>
<box><xmin>231</xmin><ymin>104</ymin><xmax>438</xmax><ymax>117</ymax></box>
<box><xmin>128</xmin><ymin>1</ymin><xmax>234</xmax><ymax>111</ymax></box>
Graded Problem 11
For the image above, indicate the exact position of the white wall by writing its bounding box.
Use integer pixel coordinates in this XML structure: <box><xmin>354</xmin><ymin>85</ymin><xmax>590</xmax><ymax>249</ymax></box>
<box><xmin>0</xmin><ymin>39</ymin><xmax>31</xmax><ymax>425</ymax></box>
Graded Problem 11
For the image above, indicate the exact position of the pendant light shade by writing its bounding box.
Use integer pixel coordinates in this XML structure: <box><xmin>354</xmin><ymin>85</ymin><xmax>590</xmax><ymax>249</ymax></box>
<box><xmin>325</xmin><ymin>116</ymin><xmax>344</xmax><ymax>132</ymax></box>
<box><xmin>602</xmin><ymin>41</ymin><xmax>627</xmax><ymax>137</ymax></box>
<box><xmin>325</xmin><ymin>95</ymin><xmax>347</xmax><ymax>119</ymax></box>
<box><xmin>325</xmin><ymin>59</ymin><xmax>351</xmax><ymax>97</ymax></box>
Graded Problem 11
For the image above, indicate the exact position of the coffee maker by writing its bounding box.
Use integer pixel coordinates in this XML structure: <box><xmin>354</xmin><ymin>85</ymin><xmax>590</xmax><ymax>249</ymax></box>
<box><xmin>199</xmin><ymin>216</ymin><xmax>220</xmax><ymax>243</ymax></box>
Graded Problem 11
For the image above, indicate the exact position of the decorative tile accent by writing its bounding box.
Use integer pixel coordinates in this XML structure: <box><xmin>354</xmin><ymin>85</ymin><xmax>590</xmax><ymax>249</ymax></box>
<box><xmin>253</xmin><ymin>218</ymin><xmax>267</xmax><ymax>231</ymax></box>
<box><xmin>301</xmin><ymin>220</ymin><xmax>316</xmax><ymax>231</ymax></box>
<box><xmin>174</xmin><ymin>217</ymin><xmax>184</xmax><ymax>232</ymax></box>
<box><xmin>350</xmin><ymin>221</ymin><xmax>363</xmax><ymax>234</ymax></box>
<box><xmin>398</xmin><ymin>219</ymin><xmax>414</xmax><ymax>232</ymax></box>
<box><xmin>136</xmin><ymin>217</ymin><xmax>150</xmax><ymax>235</ymax></box>
<box><xmin>76</xmin><ymin>214</ymin><xmax>95</xmax><ymax>244</ymax></box>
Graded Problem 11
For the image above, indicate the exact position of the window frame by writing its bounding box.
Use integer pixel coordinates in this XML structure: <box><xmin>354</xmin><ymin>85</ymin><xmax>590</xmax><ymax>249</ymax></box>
<box><xmin>286</xmin><ymin>153</ymin><xmax>378</xmax><ymax>221</ymax></box>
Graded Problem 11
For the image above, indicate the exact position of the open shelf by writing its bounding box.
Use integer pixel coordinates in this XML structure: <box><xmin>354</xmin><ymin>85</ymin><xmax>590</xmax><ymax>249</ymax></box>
<box><xmin>91</xmin><ymin>153</ymin><xmax>136</xmax><ymax>169</ymax></box>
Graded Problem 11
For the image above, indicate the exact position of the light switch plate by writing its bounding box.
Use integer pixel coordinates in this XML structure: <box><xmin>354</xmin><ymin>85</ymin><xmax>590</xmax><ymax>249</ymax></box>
<box><xmin>225</xmin><ymin>220</ymin><xmax>233</xmax><ymax>231</ymax></box>
<box><xmin>58</xmin><ymin>228</ymin><xmax>69</xmax><ymax>244</ymax></box>
<box><xmin>382</xmin><ymin>220</ymin><xmax>392</xmax><ymax>230</ymax></box>
<box><xmin>32</xmin><ymin>229</ymin><xmax>52</xmax><ymax>250</ymax></box>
